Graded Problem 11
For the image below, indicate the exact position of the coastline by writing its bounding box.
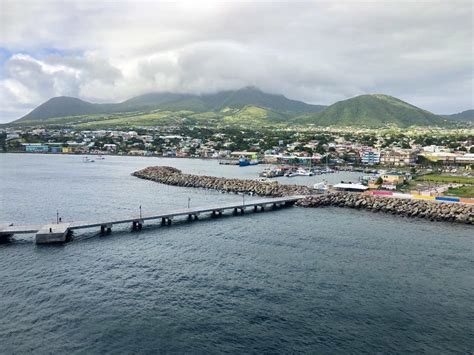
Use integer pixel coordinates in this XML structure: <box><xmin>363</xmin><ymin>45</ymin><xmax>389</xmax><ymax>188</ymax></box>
<box><xmin>0</xmin><ymin>151</ymin><xmax>376</xmax><ymax>171</ymax></box>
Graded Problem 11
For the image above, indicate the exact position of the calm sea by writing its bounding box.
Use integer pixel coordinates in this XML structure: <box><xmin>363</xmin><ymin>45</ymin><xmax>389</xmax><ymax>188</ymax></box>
<box><xmin>0</xmin><ymin>153</ymin><xmax>472</xmax><ymax>353</ymax></box>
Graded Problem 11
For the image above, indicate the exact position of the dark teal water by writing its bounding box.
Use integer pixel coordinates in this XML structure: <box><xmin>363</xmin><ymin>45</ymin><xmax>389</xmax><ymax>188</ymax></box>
<box><xmin>0</xmin><ymin>154</ymin><xmax>473</xmax><ymax>353</ymax></box>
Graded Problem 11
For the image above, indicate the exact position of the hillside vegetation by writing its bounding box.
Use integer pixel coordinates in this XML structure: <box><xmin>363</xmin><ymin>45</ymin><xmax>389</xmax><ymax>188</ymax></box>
<box><xmin>296</xmin><ymin>94</ymin><xmax>446</xmax><ymax>127</ymax></box>
<box><xmin>443</xmin><ymin>109</ymin><xmax>474</xmax><ymax>123</ymax></box>
<box><xmin>16</xmin><ymin>87</ymin><xmax>325</xmax><ymax>123</ymax></box>
<box><xmin>9</xmin><ymin>88</ymin><xmax>457</xmax><ymax>129</ymax></box>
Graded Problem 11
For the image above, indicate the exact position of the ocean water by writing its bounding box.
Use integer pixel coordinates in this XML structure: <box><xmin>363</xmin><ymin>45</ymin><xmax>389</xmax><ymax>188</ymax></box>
<box><xmin>0</xmin><ymin>154</ymin><xmax>472</xmax><ymax>353</ymax></box>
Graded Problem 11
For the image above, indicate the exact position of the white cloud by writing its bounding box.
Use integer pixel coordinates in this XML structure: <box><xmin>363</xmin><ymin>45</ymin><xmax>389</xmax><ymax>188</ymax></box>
<box><xmin>0</xmin><ymin>0</ymin><xmax>472</xmax><ymax>122</ymax></box>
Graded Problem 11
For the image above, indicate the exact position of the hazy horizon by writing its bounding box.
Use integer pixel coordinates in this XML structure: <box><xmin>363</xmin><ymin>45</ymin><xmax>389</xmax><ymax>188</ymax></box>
<box><xmin>1</xmin><ymin>0</ymin><xmax>473</xmax><ymax>122</ymax></box>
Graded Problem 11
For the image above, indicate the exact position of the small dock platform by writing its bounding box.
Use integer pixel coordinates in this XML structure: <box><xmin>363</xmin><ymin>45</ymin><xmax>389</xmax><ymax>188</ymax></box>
<box><xmin>35</xmin><ymin>223</ymin><xmax>71</xmax><ymax>244</ymax></box>
<box><xmin>0</xmin><ymin>195</ymin><xmax>303</xmax><ymax>244</ymax></box>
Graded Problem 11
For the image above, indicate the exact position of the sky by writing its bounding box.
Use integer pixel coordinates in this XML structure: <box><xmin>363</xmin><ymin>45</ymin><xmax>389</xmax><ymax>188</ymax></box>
<box><xmin>0</xmin><ymin>0</ymin><xmax>472</xmax><ymax>123</ymax></box>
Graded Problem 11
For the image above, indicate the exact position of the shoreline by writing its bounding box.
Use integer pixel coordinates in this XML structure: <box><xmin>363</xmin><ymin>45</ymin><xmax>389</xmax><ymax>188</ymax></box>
<box><xmin>133</xmin><ymin>166</ymin><xmax>473</xmax><ymax>225</ymax></box>
<box><xmin>0</xmin><ymin>151</ymin><xmax>378</xmax><ymax>171</ymax></box>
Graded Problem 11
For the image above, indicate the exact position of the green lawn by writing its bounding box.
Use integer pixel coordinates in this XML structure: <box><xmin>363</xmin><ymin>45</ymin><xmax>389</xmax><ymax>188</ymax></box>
<box><xmin>415</xmin><ymin>174</ymin><xmax>474</xmax><ymax>184</ymax></box>
<box><xmin>444</xmin><ymin>186</ymin><xmax>474</xmax><ymax>198</ymax></box>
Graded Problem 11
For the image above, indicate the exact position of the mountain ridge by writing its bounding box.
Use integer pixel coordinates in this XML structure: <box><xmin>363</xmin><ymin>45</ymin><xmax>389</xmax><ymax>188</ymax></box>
<box><xmin>442</xmin><ymin>109</ymin><xmax>474</xmax><ymax>122</ymax></box>
<box><xmin>16</xmin><ymin>87</ymin><xmax>326</xmax><ymax>122</ymax></box>
<box><xmin>11</xmin><ymin>88</ymin><xmax>464</xmax><ymax>128</ymax></box>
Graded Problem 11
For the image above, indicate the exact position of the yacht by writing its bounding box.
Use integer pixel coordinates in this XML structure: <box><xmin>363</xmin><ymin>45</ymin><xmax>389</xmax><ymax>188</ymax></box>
<box><xmin>286</xmin><ymin>168</ymin><xmax>314</xmax><ymax>177</ymax></box>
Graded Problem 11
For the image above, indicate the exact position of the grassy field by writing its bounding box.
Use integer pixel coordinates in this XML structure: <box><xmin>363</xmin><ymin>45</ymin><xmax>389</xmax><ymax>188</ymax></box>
<box><xmin>415</xmin><ymin>174</ymin><xmax>474</xmax><ymax>184</ymax></box>
<box><xmin>444</xmin><ymin>186</ymin><xmax>474</xmax><ymax>198</ymax></box>
<box><xmin>12</xmin><ymin>105</ymin><xmax>292</xmax><ymax>129</ymax></box>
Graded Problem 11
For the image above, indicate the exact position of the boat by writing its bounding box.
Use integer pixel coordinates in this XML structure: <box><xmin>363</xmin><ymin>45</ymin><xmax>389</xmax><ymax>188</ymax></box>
<box><xmin>239</xmin><ymin>156</ymin><xmax>260</xmax><ymax>167</ymax></box>
<box><xmin>219</xmin><ymin>159</ymin><xmax>239</xmax><ymax>165</ymax></box>
<box><xmin>286</xmin><ymin>168</ymin><xmax>314</xmax><ymax>177</ymax></box>
<box><xmin>82</xmin><ymin>156</ymin><xmax>95</xmax><ymax>163</ymax></box>
<box><xmin>313</xmin><ymin>181</ymin><xmax>328</xmax><ymax>192</ymax></box>
<box><xmin>259</xmin><ymin>167</ymin><xmax>285</xmax><ymax>178</ymax></box>
<box><xmin>239</xmin><ymin>157</ymin><xmax>250</xmax><ymax>167</ymax></box>
<box><xmin>96</xmin><ymin>155</ymin><xmax>105</xmax><ymax>160</ymax></box>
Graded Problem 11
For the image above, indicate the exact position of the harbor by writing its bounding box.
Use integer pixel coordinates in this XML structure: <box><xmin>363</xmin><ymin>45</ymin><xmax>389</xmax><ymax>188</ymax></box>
<box><xmin>1</xmin><ymin>153</ymin><xmax>472</xmax><ymax>354</ymax></box>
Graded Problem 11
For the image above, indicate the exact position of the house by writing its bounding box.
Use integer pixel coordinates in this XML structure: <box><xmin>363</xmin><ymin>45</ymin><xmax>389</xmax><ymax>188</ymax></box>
<box><xmin>103</xmin><ymin>144</ymin><xmax>117</xmax><ymax>152</ymax></box>
<box><xmin>6</xmin><ymin>133</ymin><xmax>20</xmax><ymax>140</ymax></box>
<box><xmin>230</xmin><ymin>151</ymin><xmax>259</xmax><ymax>159</ymax></box>
<box><xmin>380</xmin><ymin>149</ymin><xmax>417</xmax><ymax>166</ymax></box>
<box><xmin>419</xmin><ymin>152</ymin><xmax>457</xmax><ymax>164</ymax></box>
<box><xmin>381</xmin><ymin>172</ymin><xmax>405</xmax><ymax>185</ymax></box>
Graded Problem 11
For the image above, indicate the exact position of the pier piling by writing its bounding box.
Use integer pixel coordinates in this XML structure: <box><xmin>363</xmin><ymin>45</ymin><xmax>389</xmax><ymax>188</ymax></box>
<box><xmin>0</xmin><ymin>196</ymin><xmax>304</xmax><ymax>244</ymax></box>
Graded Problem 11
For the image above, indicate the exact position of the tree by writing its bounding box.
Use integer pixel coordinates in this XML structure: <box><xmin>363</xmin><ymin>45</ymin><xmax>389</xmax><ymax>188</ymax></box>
<box><xmin>314</xmin><ymin>144</ymin><xmax>326</xmax><ymax>154</ymax></box>
<box><xmin>376</xmin><ymin>177</ymin><xmax>383</xmax><ymax>185</ymax></box>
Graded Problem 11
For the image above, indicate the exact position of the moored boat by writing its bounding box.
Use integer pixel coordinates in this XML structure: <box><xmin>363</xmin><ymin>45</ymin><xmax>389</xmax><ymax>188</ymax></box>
<box><xmin>286</xmin><ymin>168</ymin><xmax>314</xmax><ymax>177</ymax></box>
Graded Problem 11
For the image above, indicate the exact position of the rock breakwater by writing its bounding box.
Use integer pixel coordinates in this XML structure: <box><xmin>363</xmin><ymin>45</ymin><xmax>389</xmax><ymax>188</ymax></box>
<box><xmin>133</xmin><ymin>166</ymin><xmax>473</xmax><ymax>224</ymax></box>
<box><xmin>132</xmin><ymin>166</ymin><xmax>313</xmax><ymax>197</ymax></box>
<box><xmin>296</xmin><ymin>192</ymin><xmax>473</xmax><ymax>224</ymax></box>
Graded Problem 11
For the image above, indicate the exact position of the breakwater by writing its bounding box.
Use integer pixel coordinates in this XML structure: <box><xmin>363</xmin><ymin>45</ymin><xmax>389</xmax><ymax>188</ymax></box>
<box><xmin>133</xmin><ymin>166</ymin><xmax>313</xmax><ymax>196</ymax></box>
<box><xmin>296</xmin><ymin>192</ymin><xmax>473</xmax><ymax>224</ymax></box>
<box><xmin>133</xmin><ymin>166</ymin><xmax>473</xmax><ymax>224</ymax></box>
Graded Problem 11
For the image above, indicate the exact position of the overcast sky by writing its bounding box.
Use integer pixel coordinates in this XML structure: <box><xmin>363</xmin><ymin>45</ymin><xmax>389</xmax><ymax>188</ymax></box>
<box><xmin>0</xmin><ymin>0</ymin><xmax>472</xmax><ymax>122</ymax></box>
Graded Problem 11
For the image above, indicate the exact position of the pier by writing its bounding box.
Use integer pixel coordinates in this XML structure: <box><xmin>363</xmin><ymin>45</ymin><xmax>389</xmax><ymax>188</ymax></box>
<box><xmin>0</xmin><ymin>196</ymin><xmax>303</xmax><ymax>244</ymax></box>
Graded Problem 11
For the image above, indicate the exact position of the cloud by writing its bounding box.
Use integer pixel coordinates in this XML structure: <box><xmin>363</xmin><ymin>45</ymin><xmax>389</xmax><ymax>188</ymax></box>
<box><xmin>0</xmin><ymin>0</ymin><xmax>472</xmax><ymax>122</ymax></box>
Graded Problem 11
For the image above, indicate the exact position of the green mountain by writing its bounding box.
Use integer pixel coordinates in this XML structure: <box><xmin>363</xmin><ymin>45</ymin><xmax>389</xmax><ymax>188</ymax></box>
<box><xmin>297</xmin><ymin>94</ymin><xmax>446</xmax><ymax>127</ymax></box>
<box><xmin>19</xmin><ymin>96</ymin><xmax>103</xmax><ymax>121</ymax></box>
<box><xmin>12</xmin><ymin>90</ymin><xmax>451</xmax><ymax>128</ymax></box>
<box><xmin>15</xmin><ymin>87</ymin><xmax>325</xmax><ymax>122</ymax></box>
<box><xmin>443</xmin><ymin>109</ymin><xmax>474</xmax><ymax>123</ymax></box>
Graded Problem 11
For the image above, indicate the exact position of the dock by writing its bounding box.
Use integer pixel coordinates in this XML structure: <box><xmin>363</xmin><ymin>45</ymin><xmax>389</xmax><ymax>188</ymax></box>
<box><xmin>0</xmin><ymin>195</ymin><xmax>303</xmax><ymax>244</ymax></box>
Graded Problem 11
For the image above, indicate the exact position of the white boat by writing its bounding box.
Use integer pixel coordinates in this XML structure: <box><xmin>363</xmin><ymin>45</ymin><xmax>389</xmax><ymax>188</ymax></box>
<box><xmin>260</xmin><ymin>167</ymin><xmax>284</xmax><ymax>178</ymax></box>
<box><xmin>287</xmin><ymin>168</ymin><xmax>314</xmax><ymax>177</ymax></box>
<box><xmin>313</xmin><ymin>181</ymin><xmax>328</xmax><ymax>192</ymax></box>
<box><xmin>96</xmin><ymin>155</ymin><xmax>105</xmax><ymax>160</ymax></box>
<box><xmin>82</xmin><ymin>156</ymin><xmax>95</xmax><ymax>163</ymax></box>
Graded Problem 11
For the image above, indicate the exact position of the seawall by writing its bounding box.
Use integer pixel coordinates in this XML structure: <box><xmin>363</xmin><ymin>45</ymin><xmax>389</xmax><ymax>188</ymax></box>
<box><xmin>297</xmin><ymin>192</ymin><xmax>473</xmax><ymax>224</ymax></box>
<box><xmin>133</xmin><ymin>166</ymin><xmax>473</xmax><ymax>224</ymax></box>
<box><xmin>132</xmin><ymin>166</ymin><xmax>313</xmax><ymax>197</ymax></box>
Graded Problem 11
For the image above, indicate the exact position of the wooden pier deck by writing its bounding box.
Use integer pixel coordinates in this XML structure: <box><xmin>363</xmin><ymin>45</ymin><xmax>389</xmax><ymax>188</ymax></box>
<box><xmin>0</xmin><ymin>195</ymin><xmax>303</xmax><ymax>244</ymax></box>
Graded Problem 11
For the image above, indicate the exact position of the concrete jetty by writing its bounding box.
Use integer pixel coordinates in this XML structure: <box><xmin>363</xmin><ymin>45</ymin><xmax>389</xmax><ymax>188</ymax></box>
<box><xmin>0</xmin><ymin>195</ymin><xmax>303</xmax><ymax>244</ymax></box>
<box><xmin>35</xmin><ymin>223</ymin><xmax>71</xmax><ymax>244</ymax></box>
